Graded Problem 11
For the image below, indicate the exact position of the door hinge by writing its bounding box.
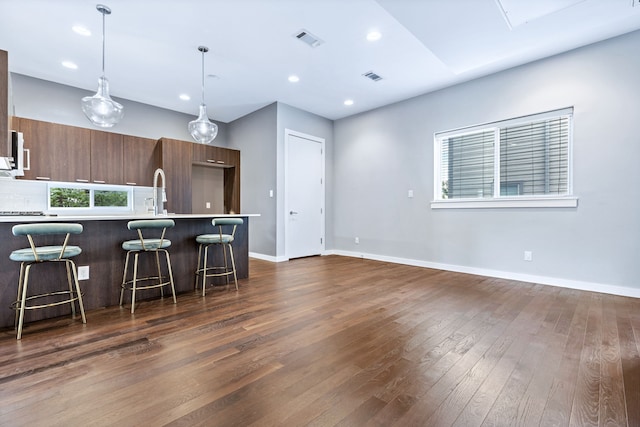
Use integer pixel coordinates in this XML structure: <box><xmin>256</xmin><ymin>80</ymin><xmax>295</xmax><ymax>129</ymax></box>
<box><xmin>320</xmin><ymin>237</ymin><xmax>323</xmax><ymax>244</ymax></box>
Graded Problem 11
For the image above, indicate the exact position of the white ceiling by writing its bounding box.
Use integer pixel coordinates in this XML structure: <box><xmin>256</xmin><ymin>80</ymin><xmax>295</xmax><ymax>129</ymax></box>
<box><xmin>1</xmin><ymin>0</ymin><xmax>639</xmax><ymax>123</ymax></box>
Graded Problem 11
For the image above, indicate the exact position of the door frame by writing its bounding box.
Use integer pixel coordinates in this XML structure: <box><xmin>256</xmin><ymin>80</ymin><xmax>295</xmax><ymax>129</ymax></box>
<box><xmin>284</xmin><ymin>128</ymin><xmax>326</xmax><ymax>259</ymax></box>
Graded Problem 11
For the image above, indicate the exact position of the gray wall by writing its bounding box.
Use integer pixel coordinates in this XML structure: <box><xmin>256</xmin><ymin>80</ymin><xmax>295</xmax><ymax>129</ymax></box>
<box><xmin>332</xmin><ymin>30</ymin><xmax>640</xmax><ymax>295</ymax></box>
<box><xmin>226</xmin><ymin>101</ymin><xmax>333</xmax><ymax>259</ymax></box>
<box><xmin>276</xmin><ymin>103</ymin><xmax>334</xmax><ymax>257</ymax></box>
<box><xmin>8</xmin><ymin>29</ymin><xmax>640</xmax><ymax>295</ymax></box>
<box><xmin>228</xmin><ymin>103</ymin><xmax>277</xmax><ymax>256</ymax></box>
<box><xmin>10</xmin><ymin>73</ymin><xmax>228</xmax><ymax>144</ymax></box>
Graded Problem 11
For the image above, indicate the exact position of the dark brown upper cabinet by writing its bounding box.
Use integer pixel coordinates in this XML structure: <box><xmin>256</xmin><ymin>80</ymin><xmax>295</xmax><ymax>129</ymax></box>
<box><xmin>122</xmin><ymin>135</ymin><xmax>159</xmax><ymax>187</ymax></box>
<box><xmin>90</xmin><ymin>130</ymin><xmax>123</xmax><ymax>185</ymax></box>
<box><xmin>15</xmin><ymin>117</ymin><xmax>91</xmax><ymax>182</ymax></box>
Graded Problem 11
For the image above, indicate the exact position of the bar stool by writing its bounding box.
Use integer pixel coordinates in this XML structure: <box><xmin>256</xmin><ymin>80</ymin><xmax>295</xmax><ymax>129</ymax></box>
<box><xmin>195</xmin><ymin>218</ymin><xmax>243</xmax><ymax>296</ymax></box>
<box><xmin>9</xmin><ymin>223</ymin><xmax>86</xmax><ymax>340</ymax></box>
<box><xmin>120</xmin><ymin>219</ymin><xmax>177</xmax><ymax>314</ymax></box>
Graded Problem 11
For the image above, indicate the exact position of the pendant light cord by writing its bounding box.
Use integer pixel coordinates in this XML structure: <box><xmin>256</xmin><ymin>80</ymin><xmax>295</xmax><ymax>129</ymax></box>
<box><xmin>200</xmin><ymin>49</ymin><xmax>205</xmax><ymax>105</ymax></box>
<box><xmin>101</xmin><ymin>9</ymin><xmax>106</xmax><ymax>77</ymax></box>
<box><xmin>96</xmin><ymin>4</ymin><xmax>112</xmax><ymax>78</ymax></box>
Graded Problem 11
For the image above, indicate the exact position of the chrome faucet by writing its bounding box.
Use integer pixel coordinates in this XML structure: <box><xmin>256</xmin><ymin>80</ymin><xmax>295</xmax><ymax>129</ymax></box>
<box><xmin>153</xmin><ymin>168</ymin><xmax>167</xmax><ymax>216</ymax></box>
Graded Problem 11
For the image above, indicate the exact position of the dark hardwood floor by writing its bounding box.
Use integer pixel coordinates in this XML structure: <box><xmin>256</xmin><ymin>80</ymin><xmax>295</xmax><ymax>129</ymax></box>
<box><xmin>0</xmin><ymin>255</ymin><xmax>638</xmax><ymax>426</ymax></box>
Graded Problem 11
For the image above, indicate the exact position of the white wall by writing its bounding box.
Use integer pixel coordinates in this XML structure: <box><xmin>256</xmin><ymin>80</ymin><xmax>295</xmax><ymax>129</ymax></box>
<box><xmin>332</xmin><ymin>30</ymin><xmax>640</xmax><ymax>297</ymax></box>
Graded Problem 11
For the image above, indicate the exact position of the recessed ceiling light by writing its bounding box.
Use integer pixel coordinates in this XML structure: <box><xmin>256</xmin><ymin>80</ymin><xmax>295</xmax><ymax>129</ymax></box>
<box><xmin>288</xmin><ymin>75</ymin><xmax>300</xmax><ymax>83</ymax></box>
<box><xmin>72</xmin><ymin>25</ymin><xmax>91</xmax><ymax>36</ymax></box>
<box><xmin>366</xmin><ymin>31</ymin><xmax>382</xmax><ymax>42</ymax></box>
<box><xmin>344</xmin><ymin>99</ymin><xmax>354</xmax><ymax>106</ymax></box>
<box><xmin>62</xmin><ymin>61</ymin><xmax>78</xmax><ymax>70</ymax></box>
<box><xmin>179</xmin><ymin>94</ymin><xmax>190</xmax><ymax>101</ymax></box>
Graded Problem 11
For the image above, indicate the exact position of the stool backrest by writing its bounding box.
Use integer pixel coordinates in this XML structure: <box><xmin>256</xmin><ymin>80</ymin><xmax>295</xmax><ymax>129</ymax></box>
<box><xmin>127</xmin><ymin>219</ymin><xmax>175</xmax><ymax>250</ymax></box>
<box><xmin>211</xmin><ymin>218</ymin><xmax>243</xmax><ymax>238</ymax></box>
<box><xmin>12</xmin><ymin>223</ymin><xmax>83</xmax><ymax>262</ymax></box>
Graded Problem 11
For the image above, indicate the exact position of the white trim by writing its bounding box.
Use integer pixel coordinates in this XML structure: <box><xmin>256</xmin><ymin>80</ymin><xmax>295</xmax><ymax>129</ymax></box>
<box><xmin>430</xmin><ymin>196</ymin><xmax>578</xmax><ymax>209</ymax></box>
<box><xmin>434</xmin><ymin>107</ymin><xmax>574</xmax><ymax>138</ymax></box>
<box><xmin>284</xmin><ymin>129</ymin><xmax>326</xmax><ymax>259</ymax></box>
<box><xmin>324</xmin><ymin>250</ymin><xmax>640</xmax><ymax>299</ymax></box>
<box><xmin>433</xmin><ymin>107</ymin><xmax>574</xmax><ymax>205</ymax></box>
<box><xmin>249</xmin><ymin>252</ymin><xmax>289</xmax><ymax>263</ymax></box>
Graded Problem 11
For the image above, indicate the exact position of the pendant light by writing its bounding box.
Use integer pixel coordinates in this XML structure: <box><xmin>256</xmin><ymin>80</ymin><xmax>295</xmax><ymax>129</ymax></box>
<box><xmin>81</xmin><ymin>4</ymin><xmax>124</xmax><ymax>128</ymax></box>
<box><xmin>188</xmin><ymin>46</ymin><xmax>218</xmax><ymax>144</ymax></box>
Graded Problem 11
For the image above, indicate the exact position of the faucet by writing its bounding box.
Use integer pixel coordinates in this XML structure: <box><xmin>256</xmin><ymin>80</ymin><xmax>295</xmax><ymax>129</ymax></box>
<box><xmin>153</xmin><ymin>168</ymin><xmax>167</xmax><ymax>216</ymax></box>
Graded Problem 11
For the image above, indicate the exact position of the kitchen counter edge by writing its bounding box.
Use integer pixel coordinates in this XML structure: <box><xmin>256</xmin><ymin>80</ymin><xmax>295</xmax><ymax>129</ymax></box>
<box><xmin>0</xmin><ymin>213</ymin><xmax>260</xmax><ymax>223</ymax></box>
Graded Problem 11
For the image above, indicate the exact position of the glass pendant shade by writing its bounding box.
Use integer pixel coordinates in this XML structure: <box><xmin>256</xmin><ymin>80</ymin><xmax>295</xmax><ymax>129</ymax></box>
<box><xmin>82</xmin><ymin>4</ymin><xmax>123</xmax><ymax>128</ymax></box>
<box><xmin>81</xmin><ymin>76</ymin><xmax>124</xmax><ymax>128</ymax></box>
<box><xmin>189</xmin><ymin>104</ymin><xmax>218</xmax><ymax>143</ymax></box>
<box><xmin>189</xmin><ymin>45</ymin><xmax>217</xmax><ymax>144</ymax></box>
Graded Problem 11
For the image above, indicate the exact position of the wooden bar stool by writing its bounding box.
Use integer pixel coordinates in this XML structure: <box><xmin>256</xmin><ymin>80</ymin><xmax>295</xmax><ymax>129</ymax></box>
<box><xmin>195</xmin><ymin>218</ymin><xmax>243</xmax><ymax>296</ymax></box>
<box><xmin>120</xmin><ymin>219</ymin><xmax>177</xmax><ymax>314</ymax></box>
<box><xmin>9</xmin><ymin>223</ymin><xmax>87</xmax><ymax>340</ymax></box>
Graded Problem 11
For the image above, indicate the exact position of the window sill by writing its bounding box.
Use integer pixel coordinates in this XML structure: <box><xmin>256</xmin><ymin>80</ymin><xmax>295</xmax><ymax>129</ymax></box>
<box><xmin>430</xmin><ymin>196</ymin><xmax>578</xmax><ymax>209</ymax></box>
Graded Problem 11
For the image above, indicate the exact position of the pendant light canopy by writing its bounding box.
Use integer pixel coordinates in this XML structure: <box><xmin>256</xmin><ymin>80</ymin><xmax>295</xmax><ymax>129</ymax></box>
<box><xmin>81</xmin><ymin>4</ymin><xmax>123</xmax><ymax>128</ymax></box>
<box><xmin>188</xmin><ymin>46</ymin><xmax>218</xmax><ymax>144</ymax></box>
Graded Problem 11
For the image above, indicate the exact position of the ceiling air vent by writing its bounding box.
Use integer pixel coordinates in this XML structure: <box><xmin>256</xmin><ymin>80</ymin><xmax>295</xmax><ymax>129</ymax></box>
<box><xmin>294</xmin><ymin>29</ymin><xmax>324</xmax><ymax>48</ymax></box>
<box><xmin>363</xmin><ymin>71</ymin><xmax>383</xmax><ymax>82</ymax></box>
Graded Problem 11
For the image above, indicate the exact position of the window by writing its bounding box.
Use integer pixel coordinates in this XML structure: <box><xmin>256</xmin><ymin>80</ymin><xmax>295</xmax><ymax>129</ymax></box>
<box><xmin>433</xmin><ymin>108</ymin><xmax>577</xmax><ymax>208</ymax></box>
<box><xmin>49</xmin><ymin>184</ymin><xmax>132</xmax><ymax>211</ymax></box>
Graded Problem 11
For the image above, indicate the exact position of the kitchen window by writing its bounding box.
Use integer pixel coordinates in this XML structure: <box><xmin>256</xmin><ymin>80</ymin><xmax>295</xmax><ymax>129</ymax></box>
<box><xmin>432</xmin><ymin>107</ymin><xmax>577</xmax><ymax>209</ymax></box>
<box><xmin>49</xmin><ymin>184</ymin><xmax>132</xmax><ymax>211</ymax></box>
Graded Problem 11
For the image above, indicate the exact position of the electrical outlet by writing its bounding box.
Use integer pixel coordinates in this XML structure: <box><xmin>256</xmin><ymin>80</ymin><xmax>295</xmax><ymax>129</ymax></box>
<box><xmin>524</xmin><ymin>251</ymin><xmax>533</xmax><ymax>262</ymax></box>
<box><xmin>77</xmin><ymin>265</ymin><xmax>90</xmax><ymax>280</ymax></box>
<box><xmin>355</xmin><ymin>237</ymin><xmax>359</xmax><ymax>244</ymax></box>
<box><xmin>205</xmin><ymin>202</ymin><xmax>211</xmax><ymax>209</ymax></box>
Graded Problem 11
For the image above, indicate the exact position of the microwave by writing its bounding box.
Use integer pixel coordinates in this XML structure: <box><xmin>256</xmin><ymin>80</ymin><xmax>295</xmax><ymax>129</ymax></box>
<box><xmin>9</xmin><ymin>130</ymin><xmax>25</xmax><ymax>177</ymax></box>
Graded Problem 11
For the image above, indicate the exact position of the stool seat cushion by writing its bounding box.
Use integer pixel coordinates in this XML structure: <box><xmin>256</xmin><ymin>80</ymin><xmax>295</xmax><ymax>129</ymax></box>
<box><xmin>10</xmin><ymin>245</ymin><xmax>82</xmax><ymax>262</ymax></box>
<box><xmin>196</xmin><ymin>234</ymin><xmax>234</xmax><ymax>244</ymax></box>
<box><xmin>122</xmin><ymin>238</ymin><xmax>171</xmax><ymax>251</ymax></box>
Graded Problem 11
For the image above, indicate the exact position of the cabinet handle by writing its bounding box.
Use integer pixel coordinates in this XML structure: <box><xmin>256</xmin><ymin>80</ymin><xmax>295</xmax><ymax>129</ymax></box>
<box><xmin>126</xmin><ymin>182</ymin><xmax>137</xmax><ymax>186</ymax></box>
<box><xmin>36</xmin><ymin>176</ymin><xmax>51</xmax><ymax>181</ymax></box>
<box><xmin>23</xmin><ymin>149</ymin><xmax>30</xmax><ymax>171</ymax></box>
<box><xmin>216</xmin><ymin>160</ymin><xmax>225</xmax><ymax>164</ymax></box>
<box><xmin>76</xmin><ymin>179</ymin><xmax>89</xmax><ymax>183</ymax></box>
<box><xmin>206</xmin><ymin>159</ymin><xmax>216</xmax><ymax>163</ymax></box>
<box><xmin>93</xmin><ymin>180</ymin><xmax>106</xmax><ymax>184</ymax></box>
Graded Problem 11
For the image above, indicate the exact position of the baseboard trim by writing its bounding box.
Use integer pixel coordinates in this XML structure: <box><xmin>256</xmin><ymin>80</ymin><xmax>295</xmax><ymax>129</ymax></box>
<box><xmin>249</xmin><ymin>252</ymin><xmax>289</xmax><ymax>263</ymax></box>
<box><xmin>322</xmin><ymin>249</ymin><xmax>640</xmax><ymax>299</ymax></box>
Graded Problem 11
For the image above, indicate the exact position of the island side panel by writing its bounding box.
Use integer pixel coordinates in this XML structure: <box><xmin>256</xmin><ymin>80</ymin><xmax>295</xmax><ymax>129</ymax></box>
<box><xmin>0</xmin><ymin>217</ymin><xmax>249</xmax><ymax>329</ymax></box>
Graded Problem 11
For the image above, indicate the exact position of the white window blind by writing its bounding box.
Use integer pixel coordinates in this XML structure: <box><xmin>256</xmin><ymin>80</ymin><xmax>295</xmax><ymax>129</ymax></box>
<box><xmin>440</xmin><ymin>129</ymin><xmax>496</xmax><ymax>199</ymax></box>
<box><xmin>500</xmin><ymin>116</ymin><xmax>569</xmax><ymax>196</ymax></box>
<box><xmin>434</xmin><ymin>107</ymin><xmax>573</xmax><ymax>205</ymax></box>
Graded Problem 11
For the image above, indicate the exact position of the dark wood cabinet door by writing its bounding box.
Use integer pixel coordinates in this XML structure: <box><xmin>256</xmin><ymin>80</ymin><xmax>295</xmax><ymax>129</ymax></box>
<box><xmin>122</xmin><ymin>136</ymin><xmax>159</xmax><ymax>187</ymax></box>
<box><xmin>160</xmin><ymin>137</ymin><xmax>192</xmax><ymax>214</ymax></box>
<box><xmin>192</xmin><ymin>144</ymin><xmax>228</xmax><ymax>166</ymax></box>
<box><xmin>0</xmin><ymin>50</ymin><xmax>8</xmax><ymax>157</ymax></box>
<box><xmin>90</xmin><ymin>131</ymin><xmax>123</xmax><ymax>184</ymax></box>
<box><xmin>225</xmin><ymin>149</ymin><xmax>240</xmax><ymax>213</ymax></box>
<box><xmin>16</xmin><ymin>117</ymin><xmax>90</xmax><ymax>182</ymax></box>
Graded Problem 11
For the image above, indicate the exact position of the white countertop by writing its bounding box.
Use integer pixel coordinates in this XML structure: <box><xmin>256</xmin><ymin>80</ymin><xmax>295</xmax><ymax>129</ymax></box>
<box><xmin>0</xmin><ymin>213</ymin><xmax>260</xmax><ymax>223</ymax></box>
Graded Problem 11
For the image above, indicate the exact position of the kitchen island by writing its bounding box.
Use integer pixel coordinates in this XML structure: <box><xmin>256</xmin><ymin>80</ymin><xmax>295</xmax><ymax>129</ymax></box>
<box><xmin>0</xmin><ymin>213</ymin><xmax>257</xmax><ymax>329</ymax></box>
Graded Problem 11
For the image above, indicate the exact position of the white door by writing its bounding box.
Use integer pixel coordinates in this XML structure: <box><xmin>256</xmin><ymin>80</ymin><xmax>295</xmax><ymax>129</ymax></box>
<box><xmin>285</xmin><ymin>130</ymin><xmax>325</xmax><ymax>259</ymax></box>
